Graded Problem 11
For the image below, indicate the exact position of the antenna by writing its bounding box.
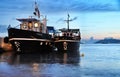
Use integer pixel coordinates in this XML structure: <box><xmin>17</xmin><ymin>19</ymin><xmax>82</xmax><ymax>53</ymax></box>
<box><xmin>64</xmin><ymin>14</ymin><xmax>78</xmax><ymax>30</ymax></box>
<box><xmin>33</xmin><ymin>1</ymin><xmax>40</xmax><ymax>18</ymax></box>
<box><xmin>67</xmin><ymin>14</ymin><xmax>70</xmax><ymax>30</ymax></box>
<box><xmin>64</xmin><ymin>14</ymin><xmax>70</xmax><ymax>30</ymax></box>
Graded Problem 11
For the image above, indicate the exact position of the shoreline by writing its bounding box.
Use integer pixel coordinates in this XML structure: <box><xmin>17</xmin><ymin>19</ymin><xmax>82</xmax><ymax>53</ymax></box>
<box><xmin>0</xmin><ymin>37</ymin><xmax>13</xmax><ymax>51</ymax></box>
<box><xmin>0</xmin><ymin>37</ymin><xmax>3</xmax><ymax>47</ymax></box>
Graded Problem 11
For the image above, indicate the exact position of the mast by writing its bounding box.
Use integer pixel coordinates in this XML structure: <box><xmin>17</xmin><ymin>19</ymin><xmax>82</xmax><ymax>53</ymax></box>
<box><xmin>64</xmin><ymin>14</ymin><xmax>70</xmax><ymax>30</ymax></box>
<box><xmin>33</xmin><ymin>2</ymin><xmax>40</xmax><ymax>18</ymax></box>
<box><xmin>65</xmin><ymin>14</ymin><xmax>77</xmax><ymax>30</ymax></box>
<box><xmin>67</xmin><ymin>14</ymin><xmax>70</xmax><ymax>30</ymax></box>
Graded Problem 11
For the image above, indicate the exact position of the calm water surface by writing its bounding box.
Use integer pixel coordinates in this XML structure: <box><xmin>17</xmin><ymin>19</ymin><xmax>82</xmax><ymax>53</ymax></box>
<box><xmin>0</xmin><ymin>44</ymin><xmax>120</xmax><ymax>77</ymax></box>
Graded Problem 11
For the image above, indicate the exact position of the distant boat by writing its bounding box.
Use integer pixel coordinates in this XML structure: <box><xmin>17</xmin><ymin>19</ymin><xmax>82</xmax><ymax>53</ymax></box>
<box><xmin>54</xmin><ymin>14</ymin><xmax>81</xmax><ymax>52</ymax></box>
<box><xmin>4</xmin><ymin>2</ymin><xmax>54</xmax><ymax>53</ymax></box>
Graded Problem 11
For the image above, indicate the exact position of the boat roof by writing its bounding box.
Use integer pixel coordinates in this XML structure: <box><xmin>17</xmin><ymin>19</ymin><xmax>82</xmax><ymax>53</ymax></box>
<box><xmin>47</xmin><ymin>26</ymin><xmax>54</xmax><ymax>30</ymax></box>
<box><xmin>59</xmin><ymin>28</ymin><xmax>80</xmax><ymax>33</ymax></box>
<box><xmin>17</xmin><ymin>18</ymin><xmax>39</xmax><ymax>22</ymax></box>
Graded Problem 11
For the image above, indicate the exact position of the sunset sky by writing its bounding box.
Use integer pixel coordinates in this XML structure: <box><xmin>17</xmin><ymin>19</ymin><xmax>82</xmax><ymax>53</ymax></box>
<box><xmin>0</xmin><ymin>0</ymin><xmax>120</xmax><ymax>39</ymax></box>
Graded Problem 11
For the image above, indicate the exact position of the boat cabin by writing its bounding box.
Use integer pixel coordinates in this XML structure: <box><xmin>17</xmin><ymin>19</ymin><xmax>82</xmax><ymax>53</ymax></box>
<box><xmin>17</xmin><ymin>18</ymin><xmax>47</xmax><ymax>33</ymax></box>
<box><xmin>55</xmin><ymin>28</ymin><xmax>81</xmax><ymax>40</ymax></box>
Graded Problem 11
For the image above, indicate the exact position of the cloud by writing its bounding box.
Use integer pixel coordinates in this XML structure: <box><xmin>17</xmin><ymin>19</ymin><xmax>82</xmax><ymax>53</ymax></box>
<box><xmin>0</xmin><ymin>0</ymin><xmax>33</xmax><ymax>14</ymax></box>
<box><xmin>0</xmin><ymin>0</ymin><xmax>119</xmax><ymax>14</ymax></box>
<box><xmin>39</xmin><ymin>0</ymin><xmax>119</xmax><ymax>12</ymax></box>
<box><xmin>75</xmin><ymin>0</ymin><xmax>118</xmax><ymax>11</ymax></box>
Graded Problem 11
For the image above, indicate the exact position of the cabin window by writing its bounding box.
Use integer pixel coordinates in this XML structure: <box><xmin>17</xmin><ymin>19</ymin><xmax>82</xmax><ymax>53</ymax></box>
<box><xmin>39</xmin><ymin>23</ymin><xmax>43</xmax><ymax>32</ymax></box>
<box><xmin>70</xmin><ymin>33</ymin><xmax>72</xmax><ymax>36</ymax></box>
<box><xmin>34</xmin><ymin>23</ymin><xmax>38</xmax><ymax>28</ymax></box>
<box><xmin>21</xmin><ymin>23</ymin><xmax>28</xmax><ymax>30</ymax></box>
<box><xmin>67</xmin><ymin>33</ymin><xmax>69</xmax><ymax>36</ymax></box>
<box><xmin>28</xmin><ymin>21</ymin><xmax>33</xmax><ymax>29</ymax></box>
<box><xmin>63</xmin><ymin>32</ymin><xmax>66</xmax><ymax>36</ymax></box>
<box><xmin>23</xmin><ymin>25</ymin><xmax>27</xmax><ymax>29</ymax></box>
<box><xmin>40</xmin><ymin>25</ymin><xmax>42</xmax><ymax>32</ymax></box>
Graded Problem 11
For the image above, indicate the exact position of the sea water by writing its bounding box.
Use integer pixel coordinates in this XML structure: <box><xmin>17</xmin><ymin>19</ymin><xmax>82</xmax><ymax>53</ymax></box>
<box><xmin>0</xmin><ymin>44</ymin><xmax>120</xmax><ymax>77</ymax></box>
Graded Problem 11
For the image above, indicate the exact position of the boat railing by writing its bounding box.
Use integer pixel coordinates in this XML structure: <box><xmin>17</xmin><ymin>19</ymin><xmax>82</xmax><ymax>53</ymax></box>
<box><xmin>54</xmin><ymin>34</ymin><xmax>80</xmax><ymax>41</ymax></box>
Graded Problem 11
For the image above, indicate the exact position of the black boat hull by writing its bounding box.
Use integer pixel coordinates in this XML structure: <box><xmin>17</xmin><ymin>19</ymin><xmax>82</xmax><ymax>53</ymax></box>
<box><xmin>7</xmin><ymin>28</ymin><xmax>53</xmax><ymax>53</ymax></box>
<box><xmin>8</xmin><ymin>28</ymin><xmax>51</xmax><ymax>39</ymax></box>
<box><xmin>54</xmin><ymin>40</ymin><xmax>80</xmax><ymax>52</ymax></box>
<box><xmin>9</xmin><ymin>39</ymin><xmax>53</xmax><ymax>53</ymax></box>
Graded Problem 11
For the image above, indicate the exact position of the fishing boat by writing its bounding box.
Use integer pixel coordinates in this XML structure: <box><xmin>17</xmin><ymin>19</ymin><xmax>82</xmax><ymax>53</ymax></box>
<box><xmin>54</xmin><ymin>14</ymin><xmax>81</xmax><ymax>52</ymax></box>
<box><xmin>4</xmin><ymin>2</ymin><xmax>54</xmax><ymax>53</ymax></box>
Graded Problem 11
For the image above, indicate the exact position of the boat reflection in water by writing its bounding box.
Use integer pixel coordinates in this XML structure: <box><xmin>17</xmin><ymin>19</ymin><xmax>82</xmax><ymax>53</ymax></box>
<box><xmin>0</xmin><ymin>50</ymin><xmax>80</xmax><ymax>77</ymax></box>
<box><xmin>0</xmin><ymin>50</ymin><xmax>80</xmax><ymax>65</ymax></box>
